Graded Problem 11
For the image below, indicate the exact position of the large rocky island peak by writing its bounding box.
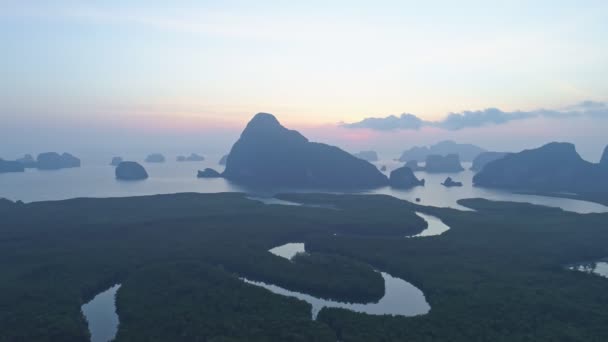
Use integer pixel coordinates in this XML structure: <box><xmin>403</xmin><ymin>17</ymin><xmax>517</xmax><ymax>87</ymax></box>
<box><xmin>222</xmin><ymin>113</ymin><xmax>388</xmax><ymax>188</ymax></box>
<box><xmin>474</xmin><ymin>142</ymin><xmax>608</xmax><ymax>193</ymax></box>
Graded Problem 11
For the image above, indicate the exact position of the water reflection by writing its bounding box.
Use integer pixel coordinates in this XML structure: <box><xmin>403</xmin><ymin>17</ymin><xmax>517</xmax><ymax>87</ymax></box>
<box><xmin>81</xmin><ymin>284</ymin><xmax>121</xmax><ymax>342</ymax></box>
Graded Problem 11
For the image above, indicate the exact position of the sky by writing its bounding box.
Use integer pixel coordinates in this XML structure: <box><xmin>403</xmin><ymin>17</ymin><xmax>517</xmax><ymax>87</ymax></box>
<box><xmin>1</xmin><ymin>1</ymin><xmax>607</xmax><ymax>160</ymax></box>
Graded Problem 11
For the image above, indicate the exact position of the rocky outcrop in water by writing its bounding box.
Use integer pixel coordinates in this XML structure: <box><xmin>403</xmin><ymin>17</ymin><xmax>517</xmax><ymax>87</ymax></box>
<box><xmin>471</xmin><ymin>152</ymin><xmax>510</xmax><ymax>172</ymax></box>
<box><xmin>399</xmin><ymin>140</ymin><xmax>485</xmax><ymax>162</ymax></box>
<box><xmin>37</xmin><ymin>152</ymin><xmax>80</xmax><ymax>170</ymax></box>
<box><xmin>380</xmin><ymin>165</ymin><xmax>387</xmax><ymax>172</ymax></box>
<box><xmin>223</xmin><ymin>113</ymin><xmax>388</xmax><ymax>188</ymax></box>
<box><xmin>145</xmin><ymin>154</ymin><xmax>165</xmax><ymax>163</ymax></box>
<box><xmin>353</xmin><ymin>151</ymin><xmax>379</xmax><ymax>162</ymax></box>
<box><xmin>177</xmin><ymin>153</ymin><xmax>205</xmax><ymax>162</ymax></box>
<box><xmin>424</xmin><ymin>154</ymin><xmax>464</xmax><ymax>173</ymax></box>
<box><xmin>474</xmin><ymin>142</ymin><xmax>608</xmax><ymax>193</ymax></box>
<box><xmin>115</xmin><ymin>161</ymin><xmax>148</xmax><ymax>180</ymax></box>
<box><xmin>441</xmin><ymin>177</ymin><xmax>463</xmax><ymax>187</ymax></box>
<box><xmin>110</xmin><ymin>157</ymin><xmax>123</xmax><ymax>166</ymax></box>
<box><xmin>197</xmin><ymin>168</ymin><xmax>221</xmax><ymax>178</ymax></box>
<box><xmin>189</xmin><ymin>153</ymin><xmax>205</xmax><ymax>161</ymax></box>
<box><xmin>389</xmin><ymin>167</ymin><xmax>425</xmax><ymax>188</ymax></box>
<box><xmin>0</xmin><ymin>159</ymin><xmax>25</xmax><ymax>173</ymax></box>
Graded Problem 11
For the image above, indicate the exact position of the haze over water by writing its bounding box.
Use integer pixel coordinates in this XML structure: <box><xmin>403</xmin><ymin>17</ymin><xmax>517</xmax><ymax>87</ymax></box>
<box><xmin>1</xmin><ymin>156</ymin><xmax>606</xmax><ymax>214</ymax></box>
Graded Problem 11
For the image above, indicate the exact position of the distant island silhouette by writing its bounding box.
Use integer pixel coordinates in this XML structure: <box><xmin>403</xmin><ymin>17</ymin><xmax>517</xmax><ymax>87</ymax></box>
<box><xmin>110</xmin><ymin>157</ymin><xmax>123</xmax><ymax>166</ymax></box>
<box><xmin>424</xmin><ymin>154</ymin><xmax>465</xmax><ymax>173</ymax></box>
<box><xmin>177</xmin><ymin>153</ymin><xmax>205</xmax><ymax>162</ymax></box>
<box><xmin>1</xmin><ymin>153</ymin><xmax>81</xmax><ymax>172</ymax></box>
<box><xmin>398</xmin><ymin>140</ymin><xmax>485</xmax><ymax>162</ymax></box>
<box><xmin>474</xmin><ymin>142</ymin><xmax>608</xmax><ymax>193</ymax></box>
<box><xmin>36</xmin><ymin>152</ymin><xmax>81</xmax><ymax>170</ymax></box>
<box><xmin>145</xmin><ymin>153</ymin><xmax>165</xmax><ymax>163</ymax></box>
<box><xmin>353</xmin><ymin>150</ymin><xmax>379</xmax><ymax>162</ymax></box>
<box><xmin>16</xmin><ymin>154</ymin><xmax>37</xmax><ymax>168</ymax></box>
<box><xmin>198</xmin><ymin>168</ymin><xmax>221</xmax><ymax>178</ymax></box>
<box><xmin>403</xmin><ymin>154</ymin><xmax>464</xmax><ymax>173</ymax></box>
<box><xmin>404</xmin><ymin>160</ymin><xmax>424</xmax><ymax>171</ymax></box>
<box><xmin>442</xmin><ymin>177</ymin><xmax>463</xmax><ymax>187</ymax></box>
<box><xmin>0</xmin><ymin>159</ymin><xmax>25</xmax><ymax>173</ymax></box>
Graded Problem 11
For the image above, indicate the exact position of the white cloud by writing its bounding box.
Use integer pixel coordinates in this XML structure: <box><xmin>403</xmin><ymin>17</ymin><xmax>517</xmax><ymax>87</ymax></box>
<box><xmin>343</xmin><ymin>101</ymin><xmax>608</xmax><ymax>131</ymax></box>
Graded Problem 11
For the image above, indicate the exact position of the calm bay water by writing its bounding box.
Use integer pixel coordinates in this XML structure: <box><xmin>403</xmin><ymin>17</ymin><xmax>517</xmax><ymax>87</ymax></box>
<box><xmin>0</xmin><ymin>158</ymin><xmax>606</xmax><ymax>214</ymax></box>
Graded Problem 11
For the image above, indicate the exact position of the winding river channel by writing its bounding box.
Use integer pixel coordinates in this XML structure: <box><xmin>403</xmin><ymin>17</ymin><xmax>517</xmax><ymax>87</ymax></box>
<box><xmin>244</xmin><ymin>241</ymin><xmax>431</xmax><ymax>319</ymax></box>
<box><xmin>243</xmin><ymin>212</ymin><xmax>450</xmax><ymax>319</ymax></box>
<box><xmin>81</xmin><ymin>210</ymin><xmax>449</xmax><ymax>339</ymax></box>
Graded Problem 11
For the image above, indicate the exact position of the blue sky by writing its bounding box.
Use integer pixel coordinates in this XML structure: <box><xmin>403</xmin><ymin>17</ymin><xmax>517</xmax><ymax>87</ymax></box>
<box><xmin>1</xmin><ymin>1</ymin><xmax>607</xmax><ymax>158</ymax></box>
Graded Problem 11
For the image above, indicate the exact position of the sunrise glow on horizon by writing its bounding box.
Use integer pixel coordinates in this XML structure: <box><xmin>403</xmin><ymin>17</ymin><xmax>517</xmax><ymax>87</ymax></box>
<box><xmin>2</xmin><ymin>1</ymin><xmax>607</xmax><ymax>158</ymax></box>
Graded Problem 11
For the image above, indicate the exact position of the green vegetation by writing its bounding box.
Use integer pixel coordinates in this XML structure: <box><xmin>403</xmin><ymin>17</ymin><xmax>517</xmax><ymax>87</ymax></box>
<box><xmin>288</xmin><ymin>252</ymin><xmax>384</xmax><ymax>302</ymax></box>
<box><xmin>2</xmin><ymin>192</ymin><xmax>608</xmax><ymax>341</ymax></box>
<box><xmin>115</xmin><ymin>262</ymin><xmax>334</xmax><ymax>341</ymax></box>
<box><xmin>311</xmin><ymin>198</ymin><xmax>608</xmax><ymax>341</ymax></box>
<box><xmin>0</xmin><ymin>193</ymin><xmax>419</xmax><ymax>341</ymax></box>
<box><xmin>516</xmin><ymin>190</ymin><xmax>608</xmax><ymax>207</ymax></box>
<box><xmin>276</xmin><ymin>193</ymin><xmax>427</xmax><ymax>236</ymax></box>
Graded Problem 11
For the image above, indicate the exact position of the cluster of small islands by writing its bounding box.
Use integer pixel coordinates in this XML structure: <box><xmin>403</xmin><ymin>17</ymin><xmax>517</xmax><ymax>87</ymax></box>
<box><xmin>4</xmin><ymin>112</ymin><xmax>607</xmax><ymax>196</ymax></box>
